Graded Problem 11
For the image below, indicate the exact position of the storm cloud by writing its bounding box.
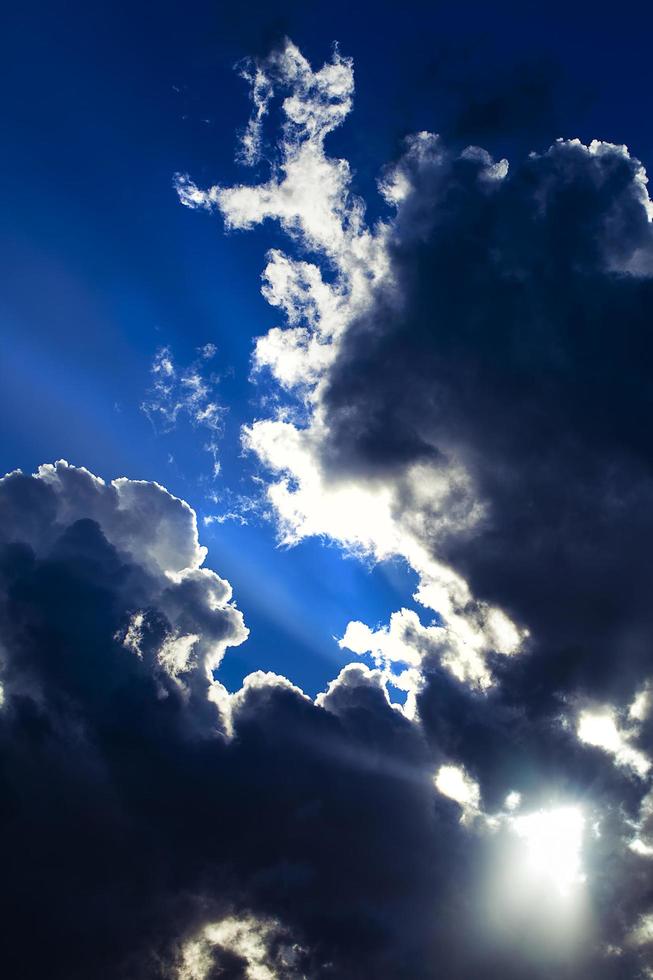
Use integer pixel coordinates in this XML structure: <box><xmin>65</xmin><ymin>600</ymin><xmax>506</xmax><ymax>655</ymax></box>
<box><xmin>5</xmin><ymin>35</ymin><xmax>653</xmax><ymax>980</ymax></box>
<box><xmin>174</xmin><ymin>40</ymin><xmax>653</xmax><ymax>975</ymax></box>
<box><xmin>0</xmin><ymin>462</ymin><xmax>473</xmax><ymax>979</ymax></box>
<box><xmin>323</xmin><ymin>133</ymin><xmax>653</xmax><ymax>710</ymax></box>
<box><xmin>1</xmin><ymin>461</ymin><xmax>652</xmax><ymax>978</ymax></box>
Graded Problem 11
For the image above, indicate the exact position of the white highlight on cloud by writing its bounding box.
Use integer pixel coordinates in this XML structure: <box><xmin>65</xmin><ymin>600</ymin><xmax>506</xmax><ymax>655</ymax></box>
<box><xmin>630</xmin><ymin>684</ymin><xmax>652</xmax><ymax>723</ymax></box>
<box><xmin>116</xmin><ymin>611</ymin><xmax>146</xmax><ymax>657</ymax></box>
<box><xmin>434</xmin><ymin>764</ymin><xmax>481</xmax><ymax>823</ymax></box>
<box><xmin>504</xmin><ymin>790</ymin><xmax>521</xmax><ymax>812</ymax></box>
<box><xmin>0</xmin><ymin>461</ymin><xmax>248</xmax><ymax>718</ymax></box>
<box><xmin>340</xmin><ymin>598</ymin><xmax>523</xmax><ymax>714</ymax></box>
<box><xmin>510</xmin><ymin>806</ymin><xmax>586</xmax><ymax>898</ymax></box>
<box><xmin>432</xmin><ymin>757</ymin><xmax>588</xmax><ymax>903</ymax></box>
<box><xmin>177</xmin><ymin>43</ymin><xmax>653</xmax><ymax>722</ymax></box>
<box><xmin>158</xmin><ymin>631</ymin><xmax>200</xmax><ymax>678</ymax></box>
<box><xmin>178</xmin><ymin>914</ymin><xmax>304</xmax><ymax>980</ymax></box>
<box><xmin>577</xmin><ymin>706</ymin><xmax>651</xmax><ymax>777</ymax></box>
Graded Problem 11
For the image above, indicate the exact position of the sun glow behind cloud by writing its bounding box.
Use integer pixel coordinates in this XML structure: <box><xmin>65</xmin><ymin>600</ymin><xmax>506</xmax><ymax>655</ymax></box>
<box><xmin>433</xmin><ymin>762</ymin><xmax>587</xmax><ymax>909</ymax></box>
<box><xmin>509</xmin><ymin>806</ymin><xmax>586</xmax><ymax>898</ymax></box>
<box><xmin>479</xmin><ymin>802</ymin><xmax>591</xmax><ymax>966</ymax></box>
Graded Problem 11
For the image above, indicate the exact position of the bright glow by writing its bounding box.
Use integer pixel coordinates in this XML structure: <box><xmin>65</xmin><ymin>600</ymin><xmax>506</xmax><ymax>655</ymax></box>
<box><xmin>629</xmin><ymin>685</ymin><xmax>651</xmax><ymax>722</ymax></box>
<box><xmin>434</xmin><ymin>765</ymin><xmax>480</xmax><ymax>822</ymax></box>
<box><xmin>504</xmin><ymin>790</ymin><xmax>521</xmax><ymax>811</ymax></box>
<box><xmin>511</xmin><ymin>806</ymin><xmax>585</xmax><ymax>897</ymax></box>
<box><xmin>629</xmin><ymin>837</ymin><xmax>653</xmax><ymax>858</ymax></box>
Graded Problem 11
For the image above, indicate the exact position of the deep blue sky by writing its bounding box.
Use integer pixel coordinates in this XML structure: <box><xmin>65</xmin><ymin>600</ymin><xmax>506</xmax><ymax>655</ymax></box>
<box><xmin>3</xmin><ymin>0</ymin><xmax>652</xmax><ymax>694</ymax></box>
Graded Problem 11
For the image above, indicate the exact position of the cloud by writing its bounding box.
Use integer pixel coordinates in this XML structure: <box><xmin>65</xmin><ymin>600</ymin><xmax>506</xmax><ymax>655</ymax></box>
<box><xmin>0</xmin><ymin>461</ymin><xmax>247</xmax><ymax>720</ymax></box>
<box><xmin>178</xmin><ymin>914</ymin><xmax>306</xmax><ymax>980</ymax></box>
<box><xmin>0</xmin><ymin>460</ymin><xmax>481</xmax><ymax>977</ymax></box>
<box><xmin>317</xmin><ymin>129</ymin><xmax>653</xmax><ymax>766</ymax></box>
<box><xmin>4</xmin><ymin>29</ymin><xmax>653</xmax><ymax>980</ymax></box>
<box><xmin>420</xmin><ymin>46</ymin><xmax>566</xmax><ymax>147</ymax></box>
<box><xmin>175</xmin><ymin>39</ymin><xmax>653</xmax><ymax>974</ymax></box>
<box><xmin>179</xmin><ymin>45</ymin><xmax>532</xmax><ymax>695</ymax></box>
<box><xmin>176</xmin><ymin>38</ymin><xmax>390</xmax><ymax>397</ymax></box>
<box><xmin>577</xmin><ymin>707</ymin><xmax>651</xmax><ymax>778</ymax></box>
<box><xmin>434</xmin><ymin>763</ymin><xmax>481</xmax><ymax>822</ymax></box>
<box><xmin>183</xmin><ymin>36</ymin><xmax>653</xmax><ymax>714</ymax></box>
<box><xmin>142</xmin><ymin>346</ymin><xmax>225</xmax><ymax>477</ymax></box>
<box><xmin>4</xmin><ymin>460</ymin><xmax>653</xmax><ymax>975</ymax></box>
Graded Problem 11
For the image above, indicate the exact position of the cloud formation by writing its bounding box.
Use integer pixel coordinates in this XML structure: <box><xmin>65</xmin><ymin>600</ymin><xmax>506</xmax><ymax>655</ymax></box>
<box><xmin>142</xmin><ymin>345</ymin><xmax>225</xmax><ymax>477</ymax></box>
<box><xmin>5</xmin><ymin>458</ymin><xmax>653</xmax><ymax>975</ymax></box>
<box><xmin>4</xmin><ymin>33</ymin><xmax>653</xmax><ymax>980</ymax></box>
<box><xmin>180</xmin><ymin>38</ymin><xmax>653</xmax><ymax>717</ymax></box>
<box><xmin>175</xmin><ymin>39</ymin><xmax>653</xmax><ymax>974</ymax></box>
<box><xmin>0</xmin><ymin>461</ymin><xmax>477</xmax><ymax>978</ymax></box>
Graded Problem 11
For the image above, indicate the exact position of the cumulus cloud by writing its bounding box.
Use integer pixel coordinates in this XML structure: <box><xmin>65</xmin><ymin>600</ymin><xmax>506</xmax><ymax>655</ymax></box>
<box><xmin>180</xmin><ymin>35</ymin><xmax>653</xmax><ymax>718</ymax></box>
<box><xmin>4</xmin><ymin>29</ymin><xmax>653</xmax><ymax>980</ymax></box>
<box><xmin>0</xmin><ymin>460</ymin><xmax>488</xmax><ymax>977</ymax></box>
<box><xmin>6</xmin><ymin>459</ymin><xmax>653</xmax><ymax>975</ymax></box>
<box><xmin>175</xmin><ymin>39</ymin><xmax>653</xmax><ymax>975</ymax></box>
<box><xmin>0</xmin><ymin>461</ymin><xmax>247</xmax><ymax>722</ymax></box>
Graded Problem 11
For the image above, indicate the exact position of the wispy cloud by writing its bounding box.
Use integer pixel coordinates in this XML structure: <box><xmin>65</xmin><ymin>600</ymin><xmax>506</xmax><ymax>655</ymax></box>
<box><xmin>141</xmin><ymin>345</ymin><xmax>225</xmax><ymax>477</ymax></box>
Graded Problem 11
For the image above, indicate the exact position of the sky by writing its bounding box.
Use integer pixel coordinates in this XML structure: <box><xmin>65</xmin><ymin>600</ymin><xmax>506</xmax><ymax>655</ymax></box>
<box><xmin>4</xmin><ymin>2</ymin><xmax>653</xmax><ymax>977</ymax></box>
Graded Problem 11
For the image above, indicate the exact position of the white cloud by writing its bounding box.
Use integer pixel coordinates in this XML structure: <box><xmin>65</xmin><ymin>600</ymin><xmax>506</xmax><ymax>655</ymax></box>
<box><xmin>177</xmin><ymin>42</ymin><xmax>653</xmax><ymax>794</ymax></box>
<box><xmin>157</xmin><ymin>631</ymin><xmax>200</xmax><ymax>678</ymax></box>
<box><xmin>116</xmin><ymin>611</ymin><xmax>146</xmax><ymax>658</ymax></box>
<box><xmin>178</xmin><ymin>913</ymin><xmax>304</xmax><ymax>980</ymax></box>
<box><xmin>630</xmin><ymin>685</ymin><xmax>652</xmax><ymax>723</ymax></box>
<box><xmin>142</xmin><ymin>346</ymin><xmax>225</xmax><ymax>477</ymax></box>
<box><xmin>434</xmin><ymin>764</ymin><xmax>481</xmax><ymax>823</ymax></box>
<box><xmin>175</xmin><ymin>40</ymin><xmax>390</xmax><ymax>399</ymax></box>
<box><xmin>340</xmin><ymin>600</ymin><xmax>521</xmax><ymax>703</ymax></box>
<box><xmin>577</xmin><ymin>707</ymin><xmax>651</xmax><ymax>777</ymax></box>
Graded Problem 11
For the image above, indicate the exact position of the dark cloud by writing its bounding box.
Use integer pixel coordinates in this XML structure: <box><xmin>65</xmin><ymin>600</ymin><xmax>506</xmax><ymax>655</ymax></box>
<box><xmin>168</xmin><ymin>37</ymin><xmax>653</xmax><ymax>974</ymax></box>
<box><xmin>2</xmin><ymin>463</ymin><xmax>649</xmax><ymax>977</ymax></box>
<box><xmin>290</xmin><ymin>133</ymin><xmax>653</xmax><ymax>972</ymax></box>
<box><xmin>0</xmin><ymin>464</ymin><xmax>463</xmax><ymax>978</ymax></box>
<box><xmin>324</xmin><ymin>135</ymin><xmax>653</xmax><ymax>712</ymax></box>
